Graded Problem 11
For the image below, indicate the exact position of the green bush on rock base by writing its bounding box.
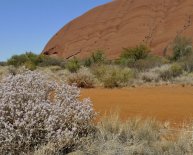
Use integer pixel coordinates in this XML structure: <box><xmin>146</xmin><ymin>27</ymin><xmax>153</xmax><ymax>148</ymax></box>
<box><xmin>120</xmin><ymin>44</ymin><xmax>150</xmax><ymax>63</ymax></box>
<box><xmin>171</xmin><ymin>35</ymin><xmax>193</xmax><ymax>61</ymax></box>
<box><xmin>66</xmin><ymin>58</ymin><xmax>80</xmax><ymax>73</ymax></box>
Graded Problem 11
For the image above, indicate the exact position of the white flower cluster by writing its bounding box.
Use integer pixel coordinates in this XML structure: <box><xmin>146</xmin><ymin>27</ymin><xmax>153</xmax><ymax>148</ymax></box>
<box><xmin>0</xmin><ymin>71</ymin><xmax>95</xmax><ymax>154</ymax></box>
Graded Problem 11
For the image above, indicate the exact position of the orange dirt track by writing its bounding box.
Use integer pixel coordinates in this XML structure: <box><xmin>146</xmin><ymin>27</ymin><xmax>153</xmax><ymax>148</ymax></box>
<box><xmin>81</xmin><ymin>85</ymin><xmax>193</xmax><ymax>125</ymax></box>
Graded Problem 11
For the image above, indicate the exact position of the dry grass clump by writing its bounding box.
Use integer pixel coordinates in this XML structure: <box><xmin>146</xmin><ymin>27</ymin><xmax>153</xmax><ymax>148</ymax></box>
<box><xmin>0</xmin><ymin>70</ymin><xmax>95</xmax><ymax>155</ymax></box>
<box><xmin>174</xmin><ymin>73</ymin><xmax>193</xmax><ymax>85</ymax></box>
<box><xmin>0</xmin><ymin>66</ymin><xmax>9</xmax><ymax>80</ymax></box>
<box><xmin>67</xmin><ymin>67</ymin><xmax>96</xmax><ymax>88</ymax></box>
<box><xmin>139</xmin><ymin>63</ymin><xmax>185</xmax><ymax>84</ymax></box>
<box><xmin>71</xmin><ymin>114</ymin><xmax>193</xmax><ymax>155</ymax></box>
<box><xmin>139</xmin><ymin>64</ymin><xmax>171</xmax><ymax>83</ymax></box>
<box><xmin>159</xmin><ymin>63</ymin><xmax>183</xmax><ymax>81</ymax></box>
<box><xmin>37</xmin><ymin>66</ymin><xmax>70</xmax><ymax>82</ymax></box>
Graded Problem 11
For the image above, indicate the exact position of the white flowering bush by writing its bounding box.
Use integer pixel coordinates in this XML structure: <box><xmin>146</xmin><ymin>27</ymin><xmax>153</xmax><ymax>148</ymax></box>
<box><xmin>0</xmin><ymin>71</ymin><xmax>95</xmax><ymax>154</ymax></box>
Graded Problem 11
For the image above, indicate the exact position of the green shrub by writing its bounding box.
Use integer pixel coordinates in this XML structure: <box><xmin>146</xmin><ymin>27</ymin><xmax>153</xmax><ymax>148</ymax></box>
<box><xmin>91</xmin><ymin>50</ymin><xmax>106</xmax><ymax>64</ymax></box>
<box><xmin>83</xmin><ymin>57</ymin><xmax>93</xmax><ymax>67</ymax></box>
<box><xmin>171</xmin><ymin>35</ymin><xmax>193</xmax><ymax>61</ymax></box>
<box><xmin>119</xmin><ymin>57</ymin><xmax>135</xmax><ymax>67</ymax></box>
<box><xmin>66</xmin><ymin>58</ymin><xmax>80</xmax><ymax>73</ymax></box>
<box><xmin>24</xmin><ymin>61</ymin><xmax>37</xmax><ymax>71</ymax></box>
<box><xmin>37</xmin><ymin>55</ymin><xmax>65</xmax><ymax>68</ymax></box>
<box><xmin>120</xmin><ymin>44</ymin><xmax>150</xmax><ymax>65</ymax></box>
<box><xmin>170</xmin><ymin>63</ymin><xmax>183</xmax><ymax>77</ymax></box>
<box><xmin>7</xmin><ymin>52</ymin><xmax>37</xmax><ymax>67</ymax></box>
<box><xmin>83</xmin><ymin>50</ymin><xmax>106</xmax><ymax>67</ymax></box>
<box><xmin>7</xmin><ymin>53</ymin><xmax>66</xmax><ymax>69</ymax></box>
<box><xmin>93</xmin><ymin>65</ymin><xmax>134</xmax><ymax>88</ymax></box>
<box><xmin>92</xmin><ymin>65</ymin><xmax>107</xmax><ymax>81</ymax></box>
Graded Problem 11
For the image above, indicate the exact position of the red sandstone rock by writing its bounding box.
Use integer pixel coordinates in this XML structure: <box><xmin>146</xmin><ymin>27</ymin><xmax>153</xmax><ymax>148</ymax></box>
<box><xmin>42</xmin><ymin>0</ymin><xmax>193</xmax><ymax>59</ymax></box>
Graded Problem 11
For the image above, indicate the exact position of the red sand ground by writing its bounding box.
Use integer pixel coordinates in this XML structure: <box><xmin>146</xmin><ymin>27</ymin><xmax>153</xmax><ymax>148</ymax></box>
<box><xmin>81</xmin><ymin>85</ymin><xmax>193</xmax><ymax>125</ymax></box>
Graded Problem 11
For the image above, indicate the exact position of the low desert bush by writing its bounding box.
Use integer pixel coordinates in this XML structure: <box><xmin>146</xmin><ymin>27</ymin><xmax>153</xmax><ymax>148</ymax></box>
<box><xmin>0</xmin><ymin>70</ymin><xmax>95</xmax><ymax>154</ymax></box>
<box><xmin>66</xmin><ymin>58</ymin><xmax>80</xmax><ymax>73</ymax></box>
<box><xmin>174</xmin><ymin>73</ymin><xmax>193</xmax><ymax>85</ymax></box>
<box><xmin>159</xmin><ymin>63</ymin><xmax>183</xmax><ymax>81</ymax></box>
<box><xmin>83</xmin><ymin>57</ymin><xmax>93</xmax><ymax>67</ymax></box>
<box><xmin>171</xmin><ymin>35</ymin><xmax>193</xmax><ymax>61</ymax></box>
<box><xmin>7</xmin><ymin>52</ymin><xmax>66</xmax><ymax>70</ymax></box>
<box><xmin>83</xmin><ymin>50</ymin><xmax>106</xmax><ymax>67</ymax></box>
<box><xmin>140</xmin><ymin>71</ymin><xmax>160</xmax><ymax>83</ymax></box>
<box><xmin>179</xmin><ymin>54</ymin><xmax>193</xmax><ymax>73</ymax></box>
<box><xmin>67</xmin><ymin>67</ymin><xmax>96</xmax><ymax>88</ymax></box>
<box><xmin>24</xmin><ymin>60</ymin><xmax>37</xmax><ymax>70</ymax></box>
<box><xmin>132</xmin><ymin>55</ymin><xmax>167</xmax><ymax>71</ymax></box>
<box><xmin>93</xmin><ymin>65</ymin><xmax>135</xmax><ymax>88</ymax></box>
<box><xmin>7</xmin><ymin>52</ymin><xmax>38</xmax><ymax>70</ymax></box>
<box><xmin>91</xmin><ymin>50</ymin><xmax>106</xmax><ymax>64</ymax></box>
<box><xmin>37</xmin><ymin>55</ymin><xmax>65</xmax><ymax>68</ymax></box>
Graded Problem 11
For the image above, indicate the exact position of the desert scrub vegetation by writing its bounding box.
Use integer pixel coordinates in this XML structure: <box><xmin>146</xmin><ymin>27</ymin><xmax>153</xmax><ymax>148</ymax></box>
<box><xmin>159</xmin><ymin>63</ymin><xmax>183</xmax><ymax>81</ymax></box>
<box><xmin>0</xmin><ymin>70</ymin><xmax>95</xmax><ymax>154</ymax></box>
<box><xmin>119</xmin><ymin>44</ymin><xmax>150</xmax><ymax>66</ymax></box>
<box><xmin>67</xmin><ymin>67</ymin><xmax>96</xmax><ymax>88</ymax></box>
<box><xmin>92</xmin><ymin>65</ymin><xmax>135</xmax><ymax>88</ymax></box>
<box><xmin>66</xmin><ymin>58</ymin><xmax>80</xmax><ymax>73</ymax></box>
<box><xmin>82</xmin><ymin>50</ymin><xmax>106</xmax><ymax>67</ymax></box>
<box><xmin>71</xmin><ymin>114</ymin><xmax>193</xmax><ymax>155</ymax></box>
<box><xmin>139</xmin><ymin>63</ymin><xmax>184</xmax><ymax>83</ymax></box>
<box><xmin>7</xmin><ymin>52</ymin><xmax>66</xmax><ymax>70</ymax></box>
<box><xmin>90</xmin><ymin>50</ymin><xmax>106</xmax><ymax>64</ymax></box>
<box><xmin>132</xmin><ymin>55</ymin><xmax>167</xmax><ymax>71</ymax></box>
<box><xmin>2</xmin><ymin>35</ymin><xmax>193</xmax><ymax>88</ymax></box>
<box><xmin>171</xmin><ymin>35</ymin><xmax>192</xmax><ymax>61</ymax></box>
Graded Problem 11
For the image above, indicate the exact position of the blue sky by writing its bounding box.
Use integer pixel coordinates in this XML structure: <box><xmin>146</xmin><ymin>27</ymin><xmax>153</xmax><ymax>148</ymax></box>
<box><xmin>0</xmin><ymin>0</ymin><xmax>112</xmax><ymax>61</ymax></box>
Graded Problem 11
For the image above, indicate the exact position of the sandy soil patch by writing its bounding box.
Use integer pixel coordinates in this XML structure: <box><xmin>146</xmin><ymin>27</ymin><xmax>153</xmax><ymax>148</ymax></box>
<box><xmin>81</xmin><ymin>85</ymin><xmax>193</xmax><ymax>125</ymax></box>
